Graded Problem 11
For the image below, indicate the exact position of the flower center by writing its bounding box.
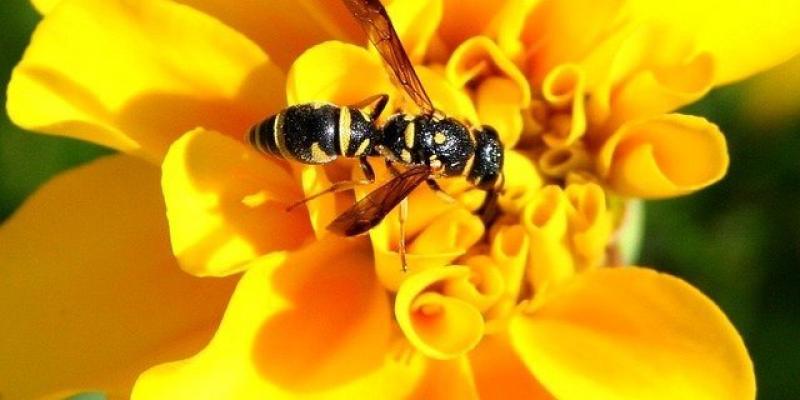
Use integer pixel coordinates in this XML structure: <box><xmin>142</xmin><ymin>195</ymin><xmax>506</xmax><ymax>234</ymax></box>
<box><xmin>385</xmin><ymin>39</ymin><xmax>622</xmax><ymax>360</ymax></box>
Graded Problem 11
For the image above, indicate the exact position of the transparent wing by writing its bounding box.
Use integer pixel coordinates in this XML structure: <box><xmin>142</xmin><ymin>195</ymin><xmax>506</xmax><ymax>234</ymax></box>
<box><xmin>327</xmin><ymin>166</ymin><xmax>430</xmax><ymax>236</ymax></box>
<box><xmin>341</xmin><ymin>0</ymin><xmax>434</xmax><ymax>114</ymax></box>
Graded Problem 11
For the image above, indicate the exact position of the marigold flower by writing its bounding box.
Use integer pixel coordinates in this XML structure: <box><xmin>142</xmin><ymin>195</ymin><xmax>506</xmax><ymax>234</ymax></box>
<box><xmin>3</xmin><ymin>0</ymin><xmax>799</xmax><ymax>399</ymax></box>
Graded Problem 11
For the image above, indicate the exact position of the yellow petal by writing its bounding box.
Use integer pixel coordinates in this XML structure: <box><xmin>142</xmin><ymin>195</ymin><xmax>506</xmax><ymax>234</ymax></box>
<box><xmin>395</xmin><ymin>267</ymin><xmax>485</xmax><ymax>360</ymax></box>
<box><xmin>8</xmin><ymin>0</ymin><xmax>283</xmax><ymax>162</ymax></box>
<box><xmin>446</xmin><ymin>36</ymin><xmax>531</xmax><ymax>108</ymax></box>
<box><xmin>287</xmin><ymin>41</ymin><xmax>394</xmax><ymax>107</ymax></box>
<box><xmin>521</xmin><ymin>0</ymin><xmax>629</xmax><ymax>85</ymax></box>
<box><xmin>0</xmin><ymin>155</ymin><xmax>236</xmax><ymax>399</ymax></box>
<box><xmin>627</xmin><ymin>0</ymin><xmax>800</xmax><ymax>84</ymax></box>
<box><xmin>510</xmin><ymin>267</ymin><xmax>755</xmax><ymax>400</ymax></box>
<box><xmin>374</xmin><ymin>208</ymin><xmax>485</xmax><ymax>292</ymax></box>
<box><xmin>565</xmin><ymin>183</ymin><xmax>613</xmax><ymax>270</ymax></box>
<box><xmin>470</xmin><ymin>335</ymin><xmax>554</xmax><ymax>400</ymax></box>
<box><xmin>134</xmin><ymin>236</ymin><xmax>422</xmax><ymax>399</ymax></box>
<box><xmin>176</xmin><ymin>0</ymin><xmax>359</xmax><ymax>70</ymax></box>
<box><xmin>386</xmin><ymin>0</ymin><xmax>443</xmax><ymax>62</ymax></box>
<box><xmin>540</xmin><ymin>64</ymin><xmax>588</xmax><ymax>148</ymax></box>
<box><xmin>161</xmin><ymin>128</ymin><xmax>312</xmax><ymax>277</ymax></box>
<box><xmin>598</xmin><ymin>114</ymin><xmax>729</xmax><ymax>198</ymax></box>
<box><xmin>538</xmin><ymin>145</ymin><xmax>591</xmax><ymax>179</ymax></box>
<box><xmin>444</xmin><ymin>257</ymin><xmax>506</xmax><ymax>313</ymax></box>
<box><xmin>409</xmin><ymin>357</ymin><xmax>480</xmax><ymax>400</ymax></box>
<box><xmin>439</xmin><ymin>0</ymin><xmax>514</xmax><ymax>50</ymax></box>
<box><xmin>31</xmin><ymin>0</ymin><xmax>58</xmax><ymax>13</ymax></box>
<box><xmin>521</xmin><ymin>185</ymin><xmax>575</xmax><ymax>291</ymax></box>
<box><xmin>485</xmin><ymin>224</ymin><xmax>529</xmax><ymax>323</ymax></box>
<box><xmin>620</xmin><ymin>51</ymin><xmax>713</xmax><ymax>123</ymax></box>
<box><xmin>741</xmin><ymin>54</ymin><xmax>800</xmax><ymax>127</ymax></box>
<box><xmin>498</xmin><ymin>150</ymin><xmax>543</xmax><ymax>215</ymax></box>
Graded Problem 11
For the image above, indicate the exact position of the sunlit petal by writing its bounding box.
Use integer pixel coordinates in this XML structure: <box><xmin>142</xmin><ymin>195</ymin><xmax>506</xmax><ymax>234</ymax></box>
<box><xmin>8</xmin><ymin>0</ymin><xmax>283</xmax><ymax>162</ymax></box>
<box><xmin>510</xmin><ymin>267</ymin><xmax>755</xmax><ymax>400</ymax></box>
<box><xmin>0</xmin><ymin>156</ymin><xmax>236</xmax><ymax>399</ymax></box>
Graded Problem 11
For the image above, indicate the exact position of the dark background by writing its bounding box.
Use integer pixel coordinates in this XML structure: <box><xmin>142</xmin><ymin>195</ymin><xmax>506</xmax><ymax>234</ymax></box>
<box><xmin>2</xmin><ymin>1</ymin><xmax>798</xmax><ymax>398</ymax></box>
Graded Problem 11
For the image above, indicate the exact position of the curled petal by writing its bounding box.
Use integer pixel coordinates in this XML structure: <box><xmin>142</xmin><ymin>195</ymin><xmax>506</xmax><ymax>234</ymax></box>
<box><xmin>447</xmin><ymin>37</ymin><xmax>531</xmax><ymax>106</ymax></box>
<box><xmin>161</xmin><ymin>129</ymin><xmax>312</xmax><ymax>277</ymax></box>
<box><xmin>521</xmin><ymin>186</ymin><xmax>575</xmax><ymax>291</ymax></box>
<box><xmin>485</xmin><ymin>224</ymin><xmax>530</xmax><ymax>323</ymax></box>
<box><xmin>604</xmin><ymin>51</ymin><xmax>715</xmax><ymax>132</ymax></box>
<box><xmin>418</xmin><ymin>67</ymin><xmax>480</xmax><ymax>123</ymax></box>
<box><xmin>0</xmin><ymin>156</ymin><xmax>236</xmax><ymax>399</ymax></box>
<box><xmin>510</xmin><ymin>267</ymin><xmax>755</xmax><ymax>400</ymax></box>
<box><xmin>538</xmin><ymin>145</ymin><xmax>590</xmax><ymax>178</ymax></box>
<box><xmin>8</xmin><ymin>0</ymin><xmax>283</xmax><ymax>162</ymax></box>
<box><xmin>540</xmin><ymin>64</ymin><xmax>588</xmax><ymax>148</ymax></box>
<box><xmin>475</xmin><ymin>77</ymin><xmax>527</xmax><ymax>146</ymax></box>
<box><xmin>445</xmin><ymin>256</ymin><xmax>506</xmax><ymax>312</ymax></box>
<box><xmin>395</xmin><ymin>267</ymin><xmax>485</xmax><ymax>360</ymax></box>
<box><xmin>374</xmin><ymin>208</ymin><xmax>485</xmax><ymax>291</ymax></box>
<box><xmin>564</xmin><ymin>183</ymin><xmax>613</xmax><ymax>269</ymax></box>
<box><xmin>133</xmin><ymin>236</ymin><xmax>420</xmax><ymax>399</ymax></box>
<box><xmin>498</xmin><ymin>151</ymin><xmax>543</xmax><ymax>215</ymax></box>
<box><xmin>598</xmin><ymin>114</ymin><xmax>729</xmax><ymax>198</ymax></box>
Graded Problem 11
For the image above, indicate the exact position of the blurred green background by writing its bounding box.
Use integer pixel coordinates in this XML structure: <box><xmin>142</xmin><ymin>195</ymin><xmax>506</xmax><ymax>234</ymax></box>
<box><xmin>1</xmin><ymin>1</ymin><xmax>798</xmax><ymax>399</ymax></box>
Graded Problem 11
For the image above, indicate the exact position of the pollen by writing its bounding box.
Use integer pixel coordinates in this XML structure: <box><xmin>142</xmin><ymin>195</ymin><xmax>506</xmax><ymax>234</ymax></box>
<box><xmin>433</xmin><ymin>132</ymin><xmax>446</xmax><ymax>144</ymax></box>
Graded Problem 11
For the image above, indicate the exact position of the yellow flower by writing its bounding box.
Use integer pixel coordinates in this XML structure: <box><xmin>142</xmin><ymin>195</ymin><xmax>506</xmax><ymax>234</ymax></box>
<box><xmin>3</xmin><ymin>0</ymin><xmax>798</xmax><ymax>398</ymax></box>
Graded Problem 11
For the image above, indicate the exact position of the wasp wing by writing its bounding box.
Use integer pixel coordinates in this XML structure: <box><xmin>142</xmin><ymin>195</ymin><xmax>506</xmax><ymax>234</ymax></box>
<box><xmin>328</xmin><ymin>166</ymin><xmax>430</xmax><ymax>236</ymax></box>
<box><xmin>341</xmin><ymin>0</ymin><xmax>434</xmax><ymax>114</ymax></box>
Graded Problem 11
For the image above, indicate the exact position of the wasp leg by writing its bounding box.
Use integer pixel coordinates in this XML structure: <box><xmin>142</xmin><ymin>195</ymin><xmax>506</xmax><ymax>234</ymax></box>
<box><xmin>385</xmin><ymin>159</ymin><xmax>402</xmax><ymax>177</ymax></box>
<box><xmin>350</xmin><ymin>94</ymin><xmax>389</xmax><ymax>121</ymax></box>
<box><xmin>476</xmin><ymin>189</ymin><xmax>501</xmax><ymax>226</ymax></box>
<box><xmin>398</xmin><ymin>197</ymin><xmax>409</xmax><ymax>272</ymax></box>
<box><xmin>286</xmin><ymin>158</ymin><xmax>376</xmax><ymax>211</ymax></box>
<box><xmin>425</xmin><ymin>178</ymin><xmax>456</xmax><ymax>203</ymax></box>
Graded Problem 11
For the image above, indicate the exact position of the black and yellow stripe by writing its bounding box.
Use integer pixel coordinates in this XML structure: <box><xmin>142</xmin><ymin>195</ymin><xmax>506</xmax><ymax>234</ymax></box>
<box><xmin>247</xmin><ymin>103</ymin><xmax>376</xmax><ymax>165</ymax></box>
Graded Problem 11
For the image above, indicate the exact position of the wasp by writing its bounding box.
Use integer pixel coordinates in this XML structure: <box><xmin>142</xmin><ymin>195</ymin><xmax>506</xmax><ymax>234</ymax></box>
<box><xmin>247</xmin><ymin>0</ymin><xmax>504</xmax><ymax>270</ymax></box>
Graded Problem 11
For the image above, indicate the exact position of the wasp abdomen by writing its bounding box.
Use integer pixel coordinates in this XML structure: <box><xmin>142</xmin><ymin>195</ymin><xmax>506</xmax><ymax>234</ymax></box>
<box><xmin>248</xmin><ymin>103</ymin><xmax>376</xmax><ymax>164</ymax></box>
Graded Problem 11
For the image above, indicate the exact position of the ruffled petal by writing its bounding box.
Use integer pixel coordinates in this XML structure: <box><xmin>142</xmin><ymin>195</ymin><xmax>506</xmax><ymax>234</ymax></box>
<box><xmin>510</xmin><ymin>267</ymin><xmax>755</xmax><ymax>400</ymax></box>
<box><xmin>395</xmin><ymin>267</ymin><xmax>485</xmax><ymax>360</ymax></box>
<box><xmin>133</xmin><ymin>236</ymin><xmax>422</xmax><ymax>399</ymax></box>
<box><xmin>8</xmin><ymin>0</ymin><xmax>283</xmax><ymax>162</ymax></box>
<box><xmin>161</xmin><ymin>128</ymin><xmax>313</xmax><ymax>277</ymax></box>
<box><xmin>598</xmin><ymin>114</ymin><xmax>729</xmax><ymax>198</ymax></box>
<box><xmin>0</xmin><ymin>155</ymin><xmax>236</xmax><ymax>399</ymax></box>
<box><xmin>520</xmin><ymin>185</ymin><xmax>575</xmax><ymax>290</ymax></box>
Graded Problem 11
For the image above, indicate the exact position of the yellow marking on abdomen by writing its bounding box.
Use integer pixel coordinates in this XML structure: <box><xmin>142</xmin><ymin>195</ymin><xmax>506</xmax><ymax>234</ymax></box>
<box><xmin>354</xmin><ymin>138</ymin><xmax>371</xmax><ymax>156</ymax></box>
<box><xmin>310</xmin><ymin>142</ymin><xmax>336</xmax><ymax>163</ymax></box>
<box><xmin>339</xmin><ymin>107</ymin><xmax>351</xmax><ymax>156</ymax></box>
<box><xmin>404</xmin><ymin>123</ymin><xmax>415</xmax><ymax>149</ymax></box>
<box><xmin>434</xmin><ymin>132</ymin><xmax>447</xmax><ymax>144</ymax></box>
<box><xmin>273</xmin><ymin>113</ymin><xmax>292</xmax><ymax>159</ymax></box>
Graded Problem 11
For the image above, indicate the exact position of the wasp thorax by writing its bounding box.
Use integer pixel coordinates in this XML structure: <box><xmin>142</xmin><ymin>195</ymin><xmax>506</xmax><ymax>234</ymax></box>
<box><xmin>381</xmin><ymin>114</ymin><xmax>475</xmax><ymax>176</ymax></box>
